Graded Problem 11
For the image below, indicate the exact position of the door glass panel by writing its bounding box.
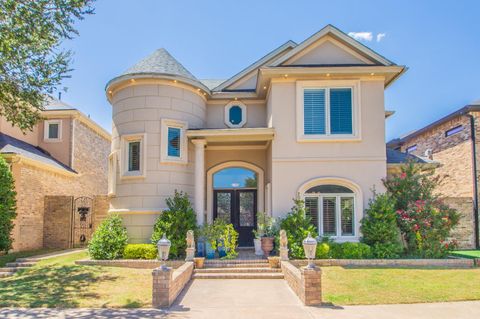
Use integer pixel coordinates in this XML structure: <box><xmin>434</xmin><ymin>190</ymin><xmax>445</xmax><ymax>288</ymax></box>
<box><xmin>323</xmin><ymin>197</ymin><xmax>337</xmax><ymax>236</ymax></box>
<box><xmin>216</xmin><ymin>192</ymin><xmax>231</xmax><ymax>222</ymax></box>
<box><xmin>239</xmin><ymin>192</ymin><xmax>254</xmax><ymax>227</ymax></box>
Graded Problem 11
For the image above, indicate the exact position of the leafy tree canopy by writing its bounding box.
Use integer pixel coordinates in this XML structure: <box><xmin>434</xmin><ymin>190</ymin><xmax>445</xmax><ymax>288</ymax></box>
<box><xmin>0</xmin><ymin>0</ymin><xmax>95</xmax><ymax>131</ymax></box>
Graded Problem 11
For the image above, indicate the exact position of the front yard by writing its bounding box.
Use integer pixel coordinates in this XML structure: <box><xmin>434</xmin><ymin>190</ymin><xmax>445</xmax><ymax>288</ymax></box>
<box><xmin>1</xmin><ymin>252</ymin><xmax>480</xmax><ymax>308</ymax></box>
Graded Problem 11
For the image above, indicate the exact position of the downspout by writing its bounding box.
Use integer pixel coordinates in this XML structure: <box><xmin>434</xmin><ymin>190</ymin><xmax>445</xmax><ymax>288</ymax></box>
<box><xmin>466</xmin><ymin>113</ymin><xmax>480</xmax><ymax>249</ymax></box>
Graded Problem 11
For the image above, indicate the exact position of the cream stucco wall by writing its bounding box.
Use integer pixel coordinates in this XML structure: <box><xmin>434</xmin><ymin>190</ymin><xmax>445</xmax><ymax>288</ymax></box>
<box><xmin>206</xmin><ymin>101</ymin><xmax>266</xmax><ymax>128</ymax></box>
<box><xmin>110</xmin><ymin>83</ymin><xmax>206</xmax><ymax>243</ymax></box>
<box><xmin>268</xmin><ymin>79</ymin><xmax>387</xmax><ymax>237</ymax></box>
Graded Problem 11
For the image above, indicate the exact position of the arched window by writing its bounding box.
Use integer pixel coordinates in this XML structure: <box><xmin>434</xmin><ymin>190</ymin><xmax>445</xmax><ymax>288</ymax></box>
<box><xmin>213</xmin><ymin>167</ymin><xmax>257</xmax><ymax>189</ymax></box>
<box><xmin>303</xmin><ymin>184</ymin><xmax>355</xmax><ymax>237</ymax></box>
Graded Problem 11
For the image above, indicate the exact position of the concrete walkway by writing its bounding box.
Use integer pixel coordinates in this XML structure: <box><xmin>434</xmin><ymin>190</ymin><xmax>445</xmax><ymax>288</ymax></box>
<box><xmin>0</xmin><ymin>279</ymin><xmax>479</xmax><ymax>318</ymax></box>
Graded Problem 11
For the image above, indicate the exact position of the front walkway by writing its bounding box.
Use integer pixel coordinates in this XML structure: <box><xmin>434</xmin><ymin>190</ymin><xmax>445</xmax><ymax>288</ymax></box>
<box><xmin>1</xmin><ymin>278</ymin><xmax>479</xmax><ymax>319</ymax></box>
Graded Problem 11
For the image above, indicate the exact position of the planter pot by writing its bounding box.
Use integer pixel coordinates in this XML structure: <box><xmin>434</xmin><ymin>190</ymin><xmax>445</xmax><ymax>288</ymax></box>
<box><xmin>196</xmin><ymin>240</ymin><xmax>205</xmax><ymax>258</ymax></box>
<box><xmin>205</xmin><ymin>242</ymin><xmax>215</xmax><ymax>259</ymax></box>
<box><xmin>261</xmin><ymin>236</ymin><xmax>275</xmax><ymax>257</ymax></box>
<box><xmin>268</xmin><ymin>256</ymin><xmax>281</xmax><ymax>268</ymax></box>
<box><xmin>254</xmin><ymin>238</ymin><xmax>263</xmax><ymax>256</ymax></box>
<box><xmin>193</xmin><ymin>257</ymin><xmax>205</xmax><ymax>269</ymax></box>
<box><xmin>218</xmin><ymin>240</ymin><xmax>227</xmax><ymax>258</ymax></box>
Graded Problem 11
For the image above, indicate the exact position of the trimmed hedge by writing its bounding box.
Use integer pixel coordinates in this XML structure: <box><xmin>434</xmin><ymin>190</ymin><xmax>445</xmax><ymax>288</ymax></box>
<box><xmin>315</xmin><ymin>240</ymin><xmax>372</xmax><ymax>259</ymax></box>
<box><xmin>123</xmin><ymin>244</ymin><xmax>157</xmax><ymax>259</ymax></box>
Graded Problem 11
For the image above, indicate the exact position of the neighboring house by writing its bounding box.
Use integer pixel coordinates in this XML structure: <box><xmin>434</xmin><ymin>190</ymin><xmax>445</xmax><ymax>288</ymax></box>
<box><xmin>106</xmin><ymin>24</ymin><xmax>407</xmax><ymax>246</ymax></box>
<box><xmin>388</xmin><ymin>101</ymin><xmax>480</xmax><ymax>249</ymax></box>
<box><xmin>0</xmin><ymin>98</ymin><xmax>111</xmax><ymax>252</ymax></box>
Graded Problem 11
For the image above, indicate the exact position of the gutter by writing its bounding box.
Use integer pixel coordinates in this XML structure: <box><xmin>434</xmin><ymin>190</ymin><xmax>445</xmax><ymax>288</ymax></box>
<box><xmin>466</xmin><ymin>113</ymin><xmax>480</xmax><ymax>249</ymax></box>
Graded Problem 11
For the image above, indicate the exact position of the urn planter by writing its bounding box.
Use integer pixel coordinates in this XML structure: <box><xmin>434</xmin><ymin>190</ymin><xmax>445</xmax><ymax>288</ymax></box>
<box><xmin>193</xmin><ymin>257</ymin><xmax>205</xmax><ymax>269</ymax></box>
<box><xmin>261</xmin><ymin>236</ymin><xmax>274</xmax><ymax>257</ymax></box>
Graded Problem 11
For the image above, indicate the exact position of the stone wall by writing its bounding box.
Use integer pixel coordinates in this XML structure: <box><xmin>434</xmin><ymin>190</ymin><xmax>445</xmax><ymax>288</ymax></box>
<box><xmin>152</xmin><ymin>262</ymin><xmax>194</xmax><ymax>308</ymax></box>
<box><xmin>291</xmin><ymin>258</ymin><xmax>475</xmax><ymax>268</ymax></box>
<box><xmin>43</xmin><ymin>196</ymin><xmax>73</xmax><ymax>249</ymax></box>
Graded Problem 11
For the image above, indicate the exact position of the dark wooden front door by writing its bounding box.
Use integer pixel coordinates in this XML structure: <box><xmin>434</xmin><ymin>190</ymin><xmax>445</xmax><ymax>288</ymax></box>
<box><xmin>214</xmin><ymin>189</ymin><xmax>257</xmax><ymax>247</ymax></box>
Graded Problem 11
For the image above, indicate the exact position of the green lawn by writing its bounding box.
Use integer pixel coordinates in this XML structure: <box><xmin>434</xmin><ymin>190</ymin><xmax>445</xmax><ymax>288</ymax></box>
<box><xmin>0</xmin><ymin>248</ymin><xmax>59</xmax><ymax>267</ymax></box>
<box><xmin>0</xmin><ymin>251</ymin><xmax>152</xmax><ymax>308</ymax></box>
<box><xmin>322</xmin><ymin>266</ymin><xmax>480</xmax><ymax>305</ymax></box>
<box><xmin>450</xmin><ymin>250</ymin><xmax>480</xmax><ymax>259</ymax></box>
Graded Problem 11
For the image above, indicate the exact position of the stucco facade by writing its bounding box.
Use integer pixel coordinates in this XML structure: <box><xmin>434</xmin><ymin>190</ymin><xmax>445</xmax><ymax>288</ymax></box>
<box><xmin>106</xmin><ymin>25</ymin><xmax>406</xmax><ymax>245</ymax></box>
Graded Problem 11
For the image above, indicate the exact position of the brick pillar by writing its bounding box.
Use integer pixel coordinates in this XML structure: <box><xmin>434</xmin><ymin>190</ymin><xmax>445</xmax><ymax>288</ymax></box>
<box><xmin>300</xmin><ymin>267</ymin><xmax>322</xmax><ymax>306</ymax></box>
<box><xmin>152</xmin><ymin>267</ymin><xmax>173</xmax><ymax>308</ymax></box>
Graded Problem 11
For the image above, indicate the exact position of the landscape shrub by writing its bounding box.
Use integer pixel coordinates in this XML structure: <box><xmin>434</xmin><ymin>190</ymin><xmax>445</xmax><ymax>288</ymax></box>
<box><xmin>277</xmin><ymin>199</ymin><xmax>318</xmax><ymax>259</ymax></box>
<box><xmin>384</xmin><ymin>162</ymin><xmax>459</xmax><ymax>258</ymax></box>
<box><xmin>361</xmin><ymin>192</ymin><xmax>403</xmax><ymax>258</ymax></box>
<box><xmin>315</xmin><ymin>241</ymin><xmax>331</xmax><ymax>259</ymax></box>
<box><xmin>88</xmin><ymin>214</ymin><xmax>128</xmax><ymax>260</ymax></box>
<box><xmin>123</xmin><ymin>244</ymin><xmax>157</xmax><ymax>259</ymax></box>
<box><xmin>151</xmin><ymin>190</ymin><xmax>197</xmax><ymax>259</ymax></box>
<box><xmin>0</xmin><ymin>157</ymin><xmax>17</xmax><ymax>253</ymax></box>
<box><xmin>329</xmin><ymin>242</ymin><xmax>372</xmax><ymax>259</ymax></box>
<box><xmin>199</xmin><ymin>218</ymin><xmax>238</xmax><ymax>259</ymax></box>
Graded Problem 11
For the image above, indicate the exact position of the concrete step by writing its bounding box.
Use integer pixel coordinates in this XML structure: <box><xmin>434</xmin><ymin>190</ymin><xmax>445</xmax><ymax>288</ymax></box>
<box><xmin>204</xmin><ymin>263</ymin><xmax>270</xmax><ymax>268</ymax></box>
<box><xmin>204</xmin><ymin>259</ymin><xmax>267</xmax><ymax>264</ymax></box>
<box><xmin>0</xmin><ymin>266</ymin><xmax>31</xmax><ymax>273</ymax></box>
<box><xmin>195</xmin><ymin>267</ymin><xmax>281</xmax><ymax>273</ymax></box>
<box><xmin>15</xmin><ymin>258</ymin><xmax>39</xmax><ymax>263</ymax></box>
<box><xmin>5</xmin><ymin>262</ymin><xmax>35</xmax><ymax>267</ymax></box>
<box><xmin>0</xmin><ymin>272</ymin><xmax>14</xmax><ymax>278</ymax></box>
<box><xmin>193</xmin><ymin>272</ymin><xmax>284</xmax><ymax>279</ymax></box>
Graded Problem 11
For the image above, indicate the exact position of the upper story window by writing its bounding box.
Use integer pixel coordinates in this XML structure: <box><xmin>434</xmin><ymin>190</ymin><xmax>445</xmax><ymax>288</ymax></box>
<box><xmin>224</xmin><ymin>101</ymin><xmax>247</xmax><ymax>128</ymax></box>
<box><xmin>121</xmin><ymin>133</ymin><xmax>146</xmax><ymax>179</ymax></box>
<box><xmin>44</xmin><ymin>120</ymin><xmax>62</xmax><ymax>141</ymax></box>
<box><xmin>296</xmin><ymin>80</ymin><xmax>360</xmax><ymax>142</ymax></box>
<box><xmin>406</xmin><ymin>144</ymin><xmax>417</xmax><ymax>153</ymax></box>
<box><xmin>445</xmin><ymin>125</ymin><xmax>463</xmax><ymax>137</ymax></box>
<box><xmin>161</xmin><ymin>119</ymin><xmax>188</xmax><ymax>164</ymax></box>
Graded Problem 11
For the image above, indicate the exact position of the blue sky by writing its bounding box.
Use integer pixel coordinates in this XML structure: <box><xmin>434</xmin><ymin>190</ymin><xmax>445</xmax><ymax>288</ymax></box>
<box><xmin>60</xmin><ymin>0</ymin><xmax>480</xmax><ymax>141</ymax></box>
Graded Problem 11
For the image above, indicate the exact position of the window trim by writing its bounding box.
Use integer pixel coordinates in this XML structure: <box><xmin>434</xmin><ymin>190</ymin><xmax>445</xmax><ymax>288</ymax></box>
<box><xmin>108</xmin><ymin>151</ymin><xmax>117</xmax><ymax>196</ymax></box>
<box><xmin>406</xmin><ymin>144</ymin><xmax>417</xmax><ymax>153</ymax></box>
<box><xmin>160</xmin><ymin>119</ymin><xmax>188</xmax><ymax>164</ymax></box>
<box><xmin>305</xmin><ymin>193</ymin><xmax>356</xmax><ymax>238</ymax></box>
<box><xmin>120</xmin><ymin>133</ymin><xmax>146</xmax><ymax>179</ymax></box>
<box><xmin>224</xmin><ymin>101</ymin><xmax>247</xmax><ymax>128</ymax></box>
<box><xmin>296</xmin><ymin>80</ymin><xmax>361</xmax><ymax>142</ymax></box>
<box><xmin>43</xmin><ymin>119</ymin><xmax>62</xmax><ymax>142</ymax></box>
<box><xmin>445</xmin><ymin>125</ymin><xmax>464</xmax><ymax>137</ymax></box>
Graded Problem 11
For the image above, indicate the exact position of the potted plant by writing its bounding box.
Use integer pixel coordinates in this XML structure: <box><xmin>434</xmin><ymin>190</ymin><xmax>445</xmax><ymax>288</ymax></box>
<box><xmin>193</xmin><ymin>257</ymin><xmax>205</xmax><ymax>268</ymax></box>
<box><xmin>252</xmin><ymin>229</ymin><xmax>263</xmax><ymax>256</ymax></box>
<box><xmin>257</xmin><ymin>212</ymin><xmax>278</xmax><ymax>257</ymax></box>
<box><xmin>267</xmin><ymin>256</ymin><xmax>280</xmax><ymax>268</ymax></box>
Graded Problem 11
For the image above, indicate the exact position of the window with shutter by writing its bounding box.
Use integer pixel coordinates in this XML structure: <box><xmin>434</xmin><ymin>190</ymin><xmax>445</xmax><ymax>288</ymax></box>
<box><xmin>330</xmin><ymin>88</ymin><xmax>353</xmax><ymax>134</ymax></box>
<box><xmin>322</xmin><ymin>197</ymin><xmax>337</xmax><ymax>236</ymax></box>
<box><xmin>305</xmin><ymin>197</ymin><xmax>319</xmax><ymax>230</ymax></box>
<box><xmin>304</xmin><ymin>89</ymin><xmax>326</xmax><ymax>135</ymax></box>
<box><xmin>128</xmin><ymin>141</ymin><xmax>140</xmax><ymax>171</ymax></box>
<box><xmin>167</xmin><ymin>127</ymin><xmax>181</xmax><ymax>157</ymax></box>
<box><xmin>341</xmin><ymin>197</ymin><xmax>354</xmax><ymax>236</ymax></box>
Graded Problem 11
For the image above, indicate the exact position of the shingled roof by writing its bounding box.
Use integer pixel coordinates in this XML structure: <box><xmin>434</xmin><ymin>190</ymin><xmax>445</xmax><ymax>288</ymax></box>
<box><xmin>386</xmin><ymin>148</ymin><xmax>435</xmax><ymax>165</ymax></box>
<box><xmin>122</xmin><ymin>48</ymin><xmax>197</xmax><ymax>81</ymax></box>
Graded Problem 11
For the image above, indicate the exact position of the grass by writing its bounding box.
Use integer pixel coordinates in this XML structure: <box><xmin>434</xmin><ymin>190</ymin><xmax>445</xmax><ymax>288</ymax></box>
<box><xmin>450</xmin><ymin>250</ymin><xmax>480</xmax><ymax>259</ymax></box>
<box><xmin>322</xmin><ymin>266</ymin><xmax>480</xmax><ymax>305</ymax></box>
<box><xmin>0</xmin><ymin>251</ymin><xmax>152</xmax><ymax>308</ymax></box>
<box><xmin>0</xmin><ymin>248</ymin><xmax>59</xmax><ymax>267</ymax></box>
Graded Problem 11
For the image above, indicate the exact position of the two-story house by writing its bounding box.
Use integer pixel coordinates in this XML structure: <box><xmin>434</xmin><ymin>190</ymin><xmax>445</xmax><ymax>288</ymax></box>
<box><xmin>388</xmin><ymin>100</ymin><xmax>480</xmax><ymax>249</ymax></box>
<box><xmin>106</xmin><ymin>25</ymin><xmax>406</xmax><ymax>246</ymax></box>
<box><xmin>0</xmin><ymin>97</ymin><xmax>111</xmax><ymax>251</ymax></box>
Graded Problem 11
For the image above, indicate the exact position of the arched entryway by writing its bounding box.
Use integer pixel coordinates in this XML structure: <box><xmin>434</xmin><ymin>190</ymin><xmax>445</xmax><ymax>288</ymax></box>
<box><xmin>207</xmin><ymin>162</ymin><xmax>264</xmax><ymax>247</ymax></box>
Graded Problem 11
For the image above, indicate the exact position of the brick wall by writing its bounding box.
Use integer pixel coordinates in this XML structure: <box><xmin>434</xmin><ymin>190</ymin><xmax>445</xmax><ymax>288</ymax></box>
<box><xmin>43</xmin><ymin>196</ymin><xmax>73</xmax><ymax>249</ymax></box>
<box><xmin>281</xmin><ymin>261</ymin><xmax>322</xmax><ymax>306</ymax></box>
<box><xmin>396</xmin><ymin>114</ymin><xmax>477</xmax><ymax>248</ymax></box>
<box><xmin>152</xmin><ymin>262</ymin><xmax>194</xmax><ymax>308</ymax></box>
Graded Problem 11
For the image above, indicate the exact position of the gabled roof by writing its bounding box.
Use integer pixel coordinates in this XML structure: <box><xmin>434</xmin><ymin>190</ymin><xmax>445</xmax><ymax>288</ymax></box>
<box><xmin>213</xmin><ymin>40</ymin><xmax>297</xmax><ymax>92</ymax></box>
<box><xmin>386</xmin><ymin>148</ymin><xmax>435</xmax><ymax>165</ymax></box>
<box><xmin>0</xmin><ymin>133</ymin><xmax>76</xmax><ymax>173</ymax></box>
<box><xmin>44</xmin><ymin>96</ymin><xmax>75</xmax><ymax>110</ymax></box>
<box><xmin>269</xmin><ymin>24</ymin><xmax>395</xmax><ymax>67</ymax></box>
<box><xmin>387</xmin><ymin>100</ymin><xmax>480</xmax><ymax>147</ymax></box>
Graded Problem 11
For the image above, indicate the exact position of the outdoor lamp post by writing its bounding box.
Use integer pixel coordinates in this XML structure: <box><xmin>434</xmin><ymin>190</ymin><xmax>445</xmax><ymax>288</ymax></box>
<box><xmin>157</xmin><ymin>234</ymin><xmax>171</xmax><ymax>270</ymax></box>
<box><xmin>303</xmin><ymin>232</ymin><xmax>317</xmax><ymax>269</ymax></box>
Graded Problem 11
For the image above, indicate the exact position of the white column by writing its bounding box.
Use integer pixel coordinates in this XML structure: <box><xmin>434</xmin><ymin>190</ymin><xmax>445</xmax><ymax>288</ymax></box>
<box><xmin>192</xmin><ymin>139</ymin><xmax>206</xmax><ymax>225</ymax></box>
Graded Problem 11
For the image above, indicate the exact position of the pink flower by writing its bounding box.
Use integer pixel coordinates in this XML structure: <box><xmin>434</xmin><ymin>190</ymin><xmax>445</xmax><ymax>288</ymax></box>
<box><xmin>413</xmin><ymin>224</ymin><xmax>420</xmax><ymax>231</ymax></box>
<box><xmin>400</xmin><ymin>172</ymin><xmax>407</xmax><ymax>179</ymax></box>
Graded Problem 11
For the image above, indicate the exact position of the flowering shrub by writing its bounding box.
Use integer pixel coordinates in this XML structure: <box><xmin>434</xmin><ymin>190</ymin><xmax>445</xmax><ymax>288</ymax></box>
<box><xmin>384</xmin><ymin>162</ymin><xmax>459</xmax><ymax>258</ymax></box>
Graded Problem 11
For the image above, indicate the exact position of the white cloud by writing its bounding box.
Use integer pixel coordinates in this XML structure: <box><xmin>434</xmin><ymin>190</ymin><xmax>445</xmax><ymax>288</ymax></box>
<box><xmin>376</xmin><ymin>33</ymin><xmax>386</xmax><ymax>42</ymax></box>
<box><xmin>348</xmin><ymin>32</ymin><xmax>373</xmax><ymax>42</ymax></box>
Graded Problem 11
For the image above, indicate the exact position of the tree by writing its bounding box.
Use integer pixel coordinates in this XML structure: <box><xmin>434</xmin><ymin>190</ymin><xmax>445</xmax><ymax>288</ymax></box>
<box><xmin>0</xmin><ymin>0</ymin><xmax>95</xmax><ymax>131</ymax></box>
<box><xmin>0</xmin><ymin>156</ymin><xmax>17</xmax><ymax>253</ymax></box>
